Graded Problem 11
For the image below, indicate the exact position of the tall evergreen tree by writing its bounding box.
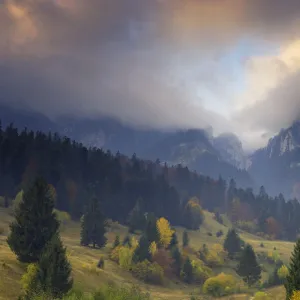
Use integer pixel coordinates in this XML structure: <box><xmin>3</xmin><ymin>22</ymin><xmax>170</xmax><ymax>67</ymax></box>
<box><xmin>80</xmin><ymin>196</ymin><xmax>107</xmax><ymax>248</ymax></box>
<box><xmin>171</xmin><ymin>245</ymin><xmax>182</xmax><ymax>277</ymax></box>
<box><xmin>127</xmin><ymin>199</ymin><xmax>146</xmax><ymax>233</ymax></box>
<box><xmin>133</xmin><ymin>234</ymin><xmax>151</xmax><ymax>263</ymax></box>
<box><xmin>168</xmin><ymin>231</ymin><xmax>179</xmax><ymax>249</ymax></box>
<box><xmin>145</xmin><ymin>213</ymin><xmax>159</xmax><ymax>244</ymax></box>
<box><xmin>223</xmin><ymin>228</ymin><xmax>242</xmax><ymax>259</ymax></box>
<box><xmin>236</xmin><ymin>244</ymin><xmax>261</xmax><ymax>286</ymax></box>
<box><xmin>181</xmin><ymin>257</ymin><xmax>193</xmax><ymax>283</ymax></box>
<box><xmin>182</xmin><ymin>230</ymin><xmax>189</xmax><ymax>248</ymax></box>
<box><xmin>31</xmin><ymin>233</ymin><xmax>73</xmax><ymax>299</ymax></box>
<box><xmin>7</xmin><ymin>177</ymin><xmax>59</xmax><ymax>263</ymax></box>
<box><xmin>285</xmin><ymin>239</ymin><xmax>300</xmax><ymax>299</ymax></box>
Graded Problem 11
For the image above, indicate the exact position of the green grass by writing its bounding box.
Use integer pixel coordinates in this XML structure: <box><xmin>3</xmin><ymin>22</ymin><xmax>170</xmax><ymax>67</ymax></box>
<box><xmin>0</xmin><ymin>208</ymin><xmax>293</xmax><ymax>299</ymax></box>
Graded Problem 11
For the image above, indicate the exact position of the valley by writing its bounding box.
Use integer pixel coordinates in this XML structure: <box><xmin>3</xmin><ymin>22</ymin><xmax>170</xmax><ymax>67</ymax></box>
<box><xmin>0</xmin><ymin>208</ymin><xmax>292</xmax><ymax>299</ymax></box>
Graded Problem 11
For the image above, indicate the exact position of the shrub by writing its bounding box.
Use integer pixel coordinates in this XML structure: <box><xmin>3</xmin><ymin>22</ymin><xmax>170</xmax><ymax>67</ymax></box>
<box><xmin>216</xmin><ymin>230</ymin><xmax>223</xmax><ymax>238</ymax></box>
<box><xmin>149</xmin><ymin>241</ymin><xmax>158</xmax><ymax>257</ymax></box>
<box><xmin>253</xmin><ymin>291</ymin><xmax>271</xmax><ymax>299</ymax></box>
<box><xmin>260</xmin><ymin>243</ymin><xmax>264</xmax><ymax>248</ymax></box>
<box><xmin>191</xmin><ymin>259</ymin><xmax>212</xmax><ymax>284</ymax></box>
<box><xmin>203</xmin><ymin>273</ymin><xmax>239</xmax><ymax>297</ymax></box>
<box><xmin>97</xmin><ymin>257</ymin><xmax>105</xmax><ymax>269</ymax></box>
<box><xmin>152</xmin><ymin>249</ymin><xmax>174</xmax><ymax>278</ymax></box>
<box><xmin>291</xmin><ymin>291</ymin><xmax>300</xmax><ymax>300</ymax></box>
<box><xmin>119</xmin><ymin>247</ymin><xmax>133</xmax><ymax>270</ymax></box>
<box><xmin>236</xmin><ymin>220</ymin><xmax>258</xmax><ymax>233</ymax></box>
<box><xmin>21</xmin><ymin>263</ymin><xmax>39</xmax><ymax>296</ymax></box>
<box><xmin>109</xmin><ymin>245</ymin><xmax>122</xmax><ymax>263</ymax></box>
<box><xmin>277</xmin><ymin>264</ymin><xmax>288</xmax><ymax>279</ymax></box>
<box><xmin>207</xmin><ymin>232</ymin><xmax>213</xmax><ymax>236</ymax></box>
<box><xmin>131</xmin><ymin>260</ymin><xmax>164</xmax><ymax>285</ymax></box>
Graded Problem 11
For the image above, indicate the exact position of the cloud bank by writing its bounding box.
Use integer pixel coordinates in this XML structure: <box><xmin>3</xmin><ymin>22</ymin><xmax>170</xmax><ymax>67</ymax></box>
<box><xmin>2</xmin><ymin>0</ymin><xmax>300</xmax><ymax>150</ymax></box>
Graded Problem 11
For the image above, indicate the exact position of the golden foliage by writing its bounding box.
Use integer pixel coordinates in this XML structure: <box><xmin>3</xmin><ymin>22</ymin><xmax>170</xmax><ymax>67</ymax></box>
<box><xmin>156</xmin><ymin>217</ymin><xmax>174</xmax><ymax>248</ymax></box>
<box><xmin>292</xmin><ymin>291</ymin><xmax>300</xmax><ymax>300</ymax></box>
<box><xmin>149</xmin><ymin>241</ymin><xmax>157</xmax><ymax>257</ymax></box>
<box><xmin>21</xmin><ymin>263</ymin><xmax>38</xmax><ymax>294</ymax></box>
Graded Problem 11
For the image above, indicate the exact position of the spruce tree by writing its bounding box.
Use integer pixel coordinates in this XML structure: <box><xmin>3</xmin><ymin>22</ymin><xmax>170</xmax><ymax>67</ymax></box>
<box><xmin>145</xmin><ymin>213</ymin><xmax>159</xmax><ymax>244</ymax></box>
<box><xmin>285</xmin><ymin>239</ymin><xmax>300</xmax><ymax>299</ymax></box>
<box><xmin>236</xmin><ymin>244</ymin><xmax>261</xmax><ymax>286</ymax></box>
<box><xmin>32</xmin><ymin>233</ymin><xmax>73</xmax><ymax>299</ymax></box>
<box><xmin>7</xmin><ymin>177</ymin><xmax>59</xmax><ymax>263</ymax></box>
<box><xmin>181</xmin><ymin>257</ymin><xmax>193</xmax><ymax>283</ymax></box>
<box><xmin>183</xmin><ymin>230</ymin><xmax>189</xmax><ymax>247</ymax></box>
<box><xmin>223</xmin><ymin>228</ymin><xmax>241</xmax><ymax>259</ymax></box>
<box><xmin>133</xmin><ymin>234</ymin><xmax>151</xmax><ymax>263</ymax></box>
<box><xmin>127</xmin><ymin>199</ymin><xmax>146</xmax><ymax>233</ymax></box>
<box><xmin>80</xmin><ymin>196</ymin><xmax>107</xmax><ymax>248</ymax></box>
<box><xmin>113</xmin><ymin>234</ymin><xmax>120</xmax><ymax>249</ymax></box>
<box><xmin>171</xmin><ymin>245</ymin><xmax>182</xmax><ymax>276</ymax></box>
<box><xmin>168</xmin><ymin>232</ymin><xmax>179</xmax><ymax>249</ymax></box>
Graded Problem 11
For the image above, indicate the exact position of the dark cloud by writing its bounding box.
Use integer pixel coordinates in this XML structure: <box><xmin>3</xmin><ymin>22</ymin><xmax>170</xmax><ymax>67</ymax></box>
<box><xmin>1</xmin><ymin>0</ymin><xmax>300</xmax><ymax>148</ymax></box>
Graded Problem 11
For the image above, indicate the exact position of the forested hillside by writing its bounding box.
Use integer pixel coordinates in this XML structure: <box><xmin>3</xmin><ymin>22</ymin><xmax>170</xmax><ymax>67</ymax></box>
<box><xmin>0</xmin><ymin>122</ymin><xmax>300</xmax><ymax>241</ymax></box>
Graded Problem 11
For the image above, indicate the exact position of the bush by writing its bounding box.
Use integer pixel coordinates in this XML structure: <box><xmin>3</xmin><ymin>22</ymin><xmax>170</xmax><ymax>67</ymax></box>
<box><xmin>260</xmin><ymin>243</ymin><xmax>264</xmax><ymax>248</ymax></box>
<box><xmin>131</xmin><ymin>260</ymin><xmax>164</xmax><ymax>285</ymax></box>
<box><xmin>203</xmin><ymin>273</ymin><xmax>239</xmax><ymax>297</ymax></box>
<box><xmin>119</xmin><ymin>247</ymin><xmax>133</xmax><ymax>270</ymax></box>
<box><xmin>236</xmin><ymin>221</ymin><xmax>258</xmax><ymax>233</ymax></box>
<box><xmin>216</xmin><ymin>230</ymin><xmax>223</xmax><ymax>238</ymax></box>
<box><xmin>277</xmin><ymin>264</ymin><xmax>288</xmax><ymax>279</ymax></box>
<box><xmin>207</xmin><ymin>232</ymin><xmax>213</xmax><ymax>236</ymax></box>
<box><xmin>253</xmin><ymin>291</ymin><xmax>271</xmax><ymax>299</ymax></box>
<box><xmin>152</xmin><ymin>249</ymin><xmax>174</xmax><ymax>278</ymax></box>
<box><xmin>21</xmin><ymin>263</ymin><xmax>39</xmax><ymax>296</ymax></box>
<box><xmin>97</xmin><ymin>257</ymin><xmax>105</xmax><ymax>269</ymax></box>
<box><xmin>191</xmin><ymin>259</ymin><xmax>212</xmax><ymax>284</ymax></box>
<box><xmin>109</xmin><ymin>245</ymin><xmax>122</xmax><ymax>263</ymax></box>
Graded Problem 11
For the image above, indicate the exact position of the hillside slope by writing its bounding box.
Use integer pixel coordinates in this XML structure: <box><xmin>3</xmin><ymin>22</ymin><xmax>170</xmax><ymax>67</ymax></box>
<box><xmin>0</xmin><ymin>208</ymin><xmax>291</xmax><ymax>300</ymax></box>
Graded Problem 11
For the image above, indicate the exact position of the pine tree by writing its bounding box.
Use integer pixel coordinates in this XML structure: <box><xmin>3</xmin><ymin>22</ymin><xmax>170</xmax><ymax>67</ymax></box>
<box><xmin>223</xmin><ymin>228</ymin><xmax>241</xmax><ymax>259</ymax></box>
<box><xmin>127</xmin><ymin>199</ymin><xmax>146</xmax><ymax>233</ymax></box>
<box><xmin>183</xmin><ymin>230</ymin><xmax>189</xmax><ymax>247</ymax></box>
<box><xmin>168</xmin><ymin>232</ymin><xmax>178</xmax><ymax>249</ymax></box>
<box><xmin>133</xmin><ymin>235</ymin><xmax>151</xmax><ymax>263</ymax></box>
<box><xmin>145</xmin><ymin>213</ymin><xmax>159</xmax><ymax>244</ymax></box>
<box><xmin>236</xmin><ymin>244</ymin><xmax>261</xmax><ymax>286</ymax></box>
<box><xmin>113</xmin><ymin>234</ymin><xmax>120</xmax><ymax>249</ymax></box>
<box><xmin>7</xmin><ymin>177</ymin><xmax>59</xmax><ymax>263</ymax></box>
<box><xmin>181</xmin><ymin>257</ymin><xmax>193</xmax><ymax>283</ymax></box>
<box><xmin>285</xmin><ymin>239</ymin><xmax>300</xmax><ymax>299</ymax></box>
<box><xmin>32</xmin><ymin>233</ymin><xmax>73</xmax><ymax>299</ymax></box>
<box><xmin>80</xmin><ymin>196</ymin><xmax>107</xmax><ymax>248</ymax></box>
<box><xmin>171</xmin><ymin>245</ymin><xmax>182</xmax><ymax>276</ymax></box>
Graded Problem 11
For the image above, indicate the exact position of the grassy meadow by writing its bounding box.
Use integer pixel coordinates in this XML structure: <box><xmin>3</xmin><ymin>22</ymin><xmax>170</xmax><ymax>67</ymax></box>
<box><xmin>0</xmin><ymin>208</ymin><xmax>294</xmax><ymax>299</ymax></box>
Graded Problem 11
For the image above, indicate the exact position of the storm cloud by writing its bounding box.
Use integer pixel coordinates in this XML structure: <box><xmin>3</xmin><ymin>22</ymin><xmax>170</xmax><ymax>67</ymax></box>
<box><xmin>2</xmin><ymin>0</ymin><xmax>300</xmax><ymax>149</ymax></box>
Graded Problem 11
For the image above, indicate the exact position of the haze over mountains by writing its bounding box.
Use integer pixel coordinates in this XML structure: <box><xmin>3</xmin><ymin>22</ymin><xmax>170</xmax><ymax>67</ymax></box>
<box><xmin>1</xmin><ymin>104</ymin><xmax>300</xmax><ymax>199</ymax></box>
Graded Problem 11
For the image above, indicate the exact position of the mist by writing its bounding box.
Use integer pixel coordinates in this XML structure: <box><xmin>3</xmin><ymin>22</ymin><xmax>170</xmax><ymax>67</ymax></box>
<box><xmin>2</xmin><ymin>0</ymin><xmax>300</xmax><ymax>150</ymax></box>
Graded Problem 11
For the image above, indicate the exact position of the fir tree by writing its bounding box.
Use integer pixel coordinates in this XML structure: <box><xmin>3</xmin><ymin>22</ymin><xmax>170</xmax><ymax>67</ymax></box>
<box><xmin>236</xmin><ymin>244</ymin><xmax>261</xmax><ymax>286</ymax></box>
<box><xmin>285</xmin><ymin>239</ymin><xmax>300</xmax><ymax>299</ymax></box>
<box><xmin>31</xmin><ymin>233</ymin><xmax>73</xmax><ymax>299</ymax></box>
<box><xmin>80</xmin><ymin>196</ymin><xmax>107</xmax><ymax>248</ymax></box>
<box><xmin>145</xmin><ymin>213</ymin><xmax>159</xmax><ymax>244</ymax></box>
<box><xmin>183</xmin><ymin>230</ymin><xmax>189</xmax><ymax>248</ymax></box>
<box><xmin>171</xmin><ymin>245</ymin><xmax>182</xmax><ymax>276</ymax></box>
<box><xmin>7</xmin><ymin>177</ymin><xmax>59</xmax><ymax>263</ymax></box>
<box><xmin>133</xmin><ymin>235</ymin><xmax>151</xmax><ymax>263</ymax></box>
<box><xmin>223</xmin><ymin>228</ymin><xmax>241</xmax><ymax>259</ymax></box>
<box><xmin>181</xmin><ymin>257</ymin><xmax>193</xmax><ymax>283</ymax></box>
<box><xmin>113</xmin><ymin>234</ymin><xmax>120</xmax><ymax>249</ymax></box>
<box><xmin>168</xmin><ymin>231</ymin><xmax>179</xmax><ymax>249</ymax></box>
<box><xmin>127</xmin><ymin>199</ymin><xmax>146</xmax><ymax>233</ymax></box>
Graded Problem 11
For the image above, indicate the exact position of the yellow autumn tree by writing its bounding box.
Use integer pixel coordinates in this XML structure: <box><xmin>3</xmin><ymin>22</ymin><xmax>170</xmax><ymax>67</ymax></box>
<box><xmin>292</xmin><ymin>291</ymin><xmax>300</xmax><ymax>300</ymax></box>
<box><xmin>156</xmin><ymin>217</ymin><xmax>174</xmax><ymax>248</ymax></box>
<box><xmin>149</xmin><ymin>241</ymin><xmax>158</xmax><ymax>257</ymax></box>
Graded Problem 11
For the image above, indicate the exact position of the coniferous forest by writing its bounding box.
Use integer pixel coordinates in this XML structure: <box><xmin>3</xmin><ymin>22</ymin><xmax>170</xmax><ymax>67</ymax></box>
<box><xmin>1</xmin><ymin>122</ymin><xmax>300</xmax><ymax>241</ymax></box>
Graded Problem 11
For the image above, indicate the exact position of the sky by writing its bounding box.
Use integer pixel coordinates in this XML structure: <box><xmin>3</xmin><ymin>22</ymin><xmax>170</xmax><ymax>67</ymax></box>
<box><xmin>2</xmin><ymin>0</ymin><xmax>300</xmax><ymax>151</ymax></box>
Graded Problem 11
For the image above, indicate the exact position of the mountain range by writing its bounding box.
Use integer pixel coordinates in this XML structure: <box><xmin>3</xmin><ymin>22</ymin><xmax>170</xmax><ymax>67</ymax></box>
<box><xmin>0</xmin><ymin>105</ymin><xmax>299</xmax><ymax>199</ymax></box>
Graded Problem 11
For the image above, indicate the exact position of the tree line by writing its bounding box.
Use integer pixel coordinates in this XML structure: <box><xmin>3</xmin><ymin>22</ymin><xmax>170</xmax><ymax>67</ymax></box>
<box><xmin>1</xmin><ymin>122</ymin><xmax>300</xmax><ymax>240</ymax></box>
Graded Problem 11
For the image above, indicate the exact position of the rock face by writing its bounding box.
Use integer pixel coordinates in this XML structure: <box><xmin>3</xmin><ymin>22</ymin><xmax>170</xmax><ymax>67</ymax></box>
<box><xmin>213</xmin><ymin>133</ymin><xmax>248</xmax><ymax>170</ymax></box>
<box><xmin>249</xmin><ymin>121</ymin><xmax>300</xmax><ymax>198</ymax></box>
